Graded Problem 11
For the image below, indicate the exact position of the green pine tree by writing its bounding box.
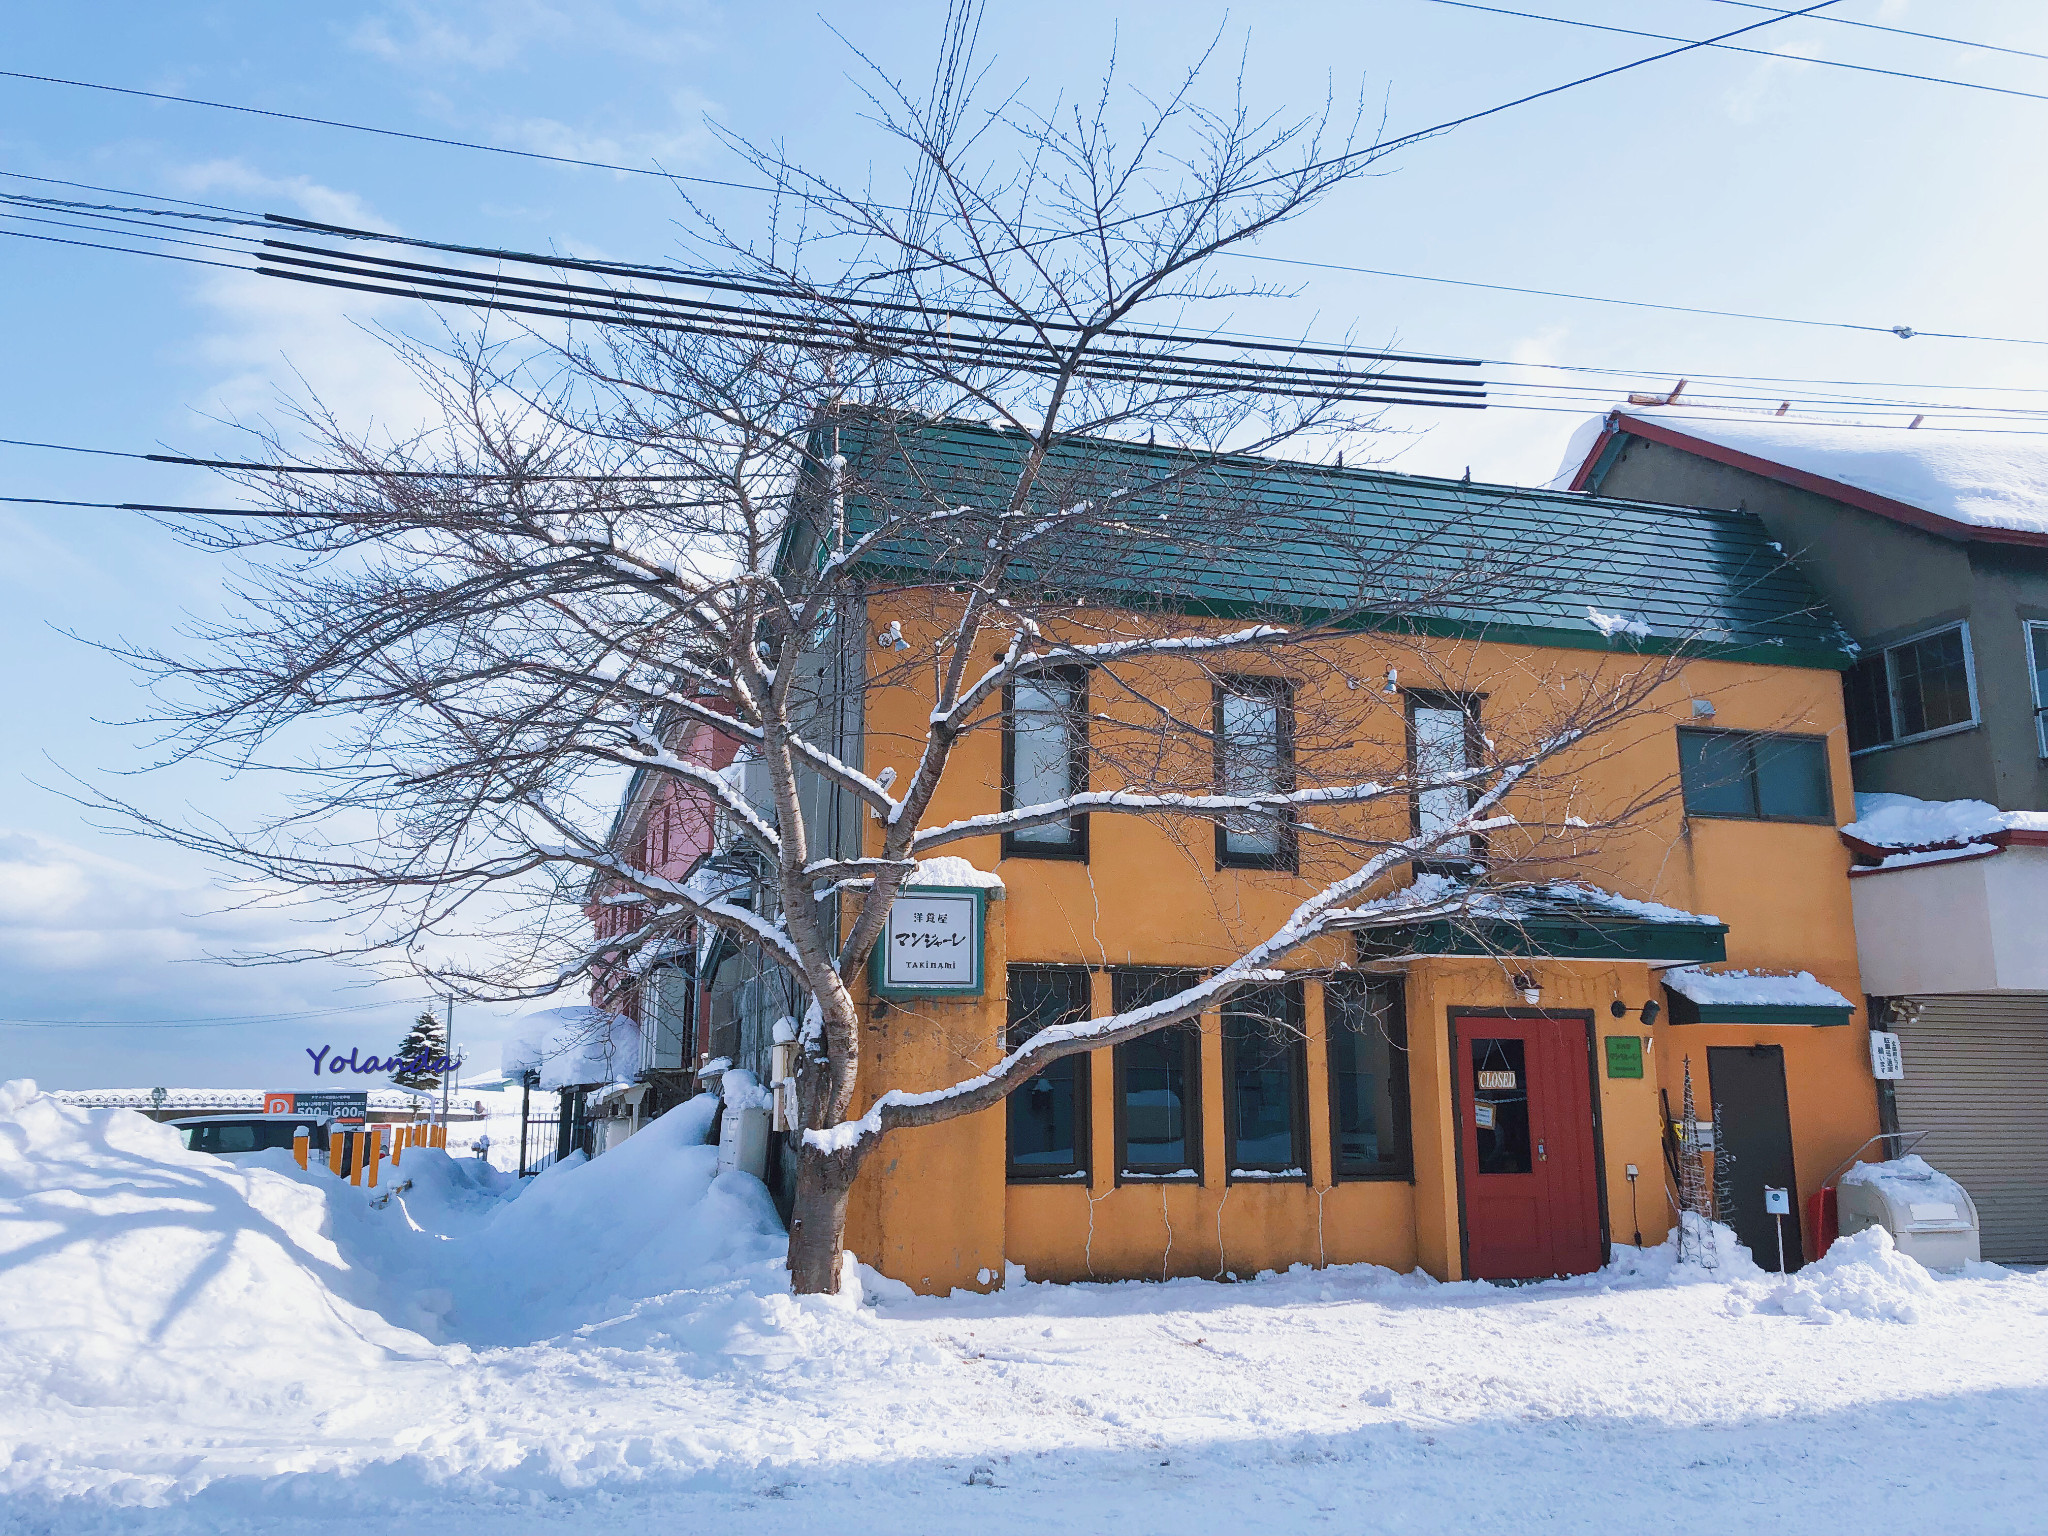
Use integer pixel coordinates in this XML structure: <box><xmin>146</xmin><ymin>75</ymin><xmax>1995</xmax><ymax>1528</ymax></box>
<box><xmin>392</xmin><ymin>1010</ymin><xmax>448</xmax><ymax>1090</ymax></box>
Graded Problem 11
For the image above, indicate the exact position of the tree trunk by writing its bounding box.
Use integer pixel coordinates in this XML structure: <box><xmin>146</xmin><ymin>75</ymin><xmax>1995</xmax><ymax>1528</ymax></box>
<box><xmin>786</xmin><ymin>1145</ymin><xmax>856</xmax><ymax>1295</ymax></box>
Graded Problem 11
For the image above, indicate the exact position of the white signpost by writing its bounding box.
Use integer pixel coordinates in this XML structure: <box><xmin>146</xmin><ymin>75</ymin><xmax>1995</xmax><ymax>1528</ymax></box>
<box><xmin>873</xmin><ymin>886</ymin><xmax>986</xmax><ymax>998</ymax></box>
<box><xmin>1869</xmin><ymin>1030</ymin><xmax>1905</xmax><ymax>1081</ymax></box>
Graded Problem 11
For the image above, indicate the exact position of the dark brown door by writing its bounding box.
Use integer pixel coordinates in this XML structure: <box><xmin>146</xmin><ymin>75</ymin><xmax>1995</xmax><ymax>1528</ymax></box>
<box><xmin>1707</xmin><ymin>1045</ymin><xmax>1805</xmax><ymax>1272</ymax></box>
<box><xmin>1455</xmin><ymin>1014</ymin><xmax>1604</xmax><ymax>1279</ymax></box>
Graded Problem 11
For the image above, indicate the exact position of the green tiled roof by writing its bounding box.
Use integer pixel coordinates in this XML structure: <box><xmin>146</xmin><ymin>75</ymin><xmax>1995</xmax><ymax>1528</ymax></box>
<box><xmin>815</xmin><ymin>414</ymin><xmax>1856</xmax><ymax>669</ymax></box>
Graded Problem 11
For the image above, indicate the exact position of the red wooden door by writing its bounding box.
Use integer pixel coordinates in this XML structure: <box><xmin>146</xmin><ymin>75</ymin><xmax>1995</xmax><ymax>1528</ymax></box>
<box><xmin>1455</xmin><ymin>1014</ymin><xmax>1603</xmax><ymax>1280</ymax></box>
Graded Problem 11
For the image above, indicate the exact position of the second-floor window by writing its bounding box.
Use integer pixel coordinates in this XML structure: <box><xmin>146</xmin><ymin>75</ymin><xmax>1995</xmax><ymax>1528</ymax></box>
<box><xmin>1407</xmin><ymin>691</ymin><xmax>1483</xmax><ymax>868</ymax></box>
<box><xmin>1003</xmin><ymin>670</ymin><xmax>1088</xmax><ymax>859</ymax></box>
<box><xmin>1677</xmin><ymin>728</ymin><xmax>1832</xmax><ymax>823</ymax></box>
<box><xmin>2028</xmin><ymin>621</ymin><xmax>2048</xmax><ymax>759</ymax></box>
<box><xmin>1843</xmin><ymin>621</ymin><xmax>1978</xmax><ymax>753</ymax></box>
<box><xmin>1214</xmin><ymin>677</ymin><xmax>1295</xmax><ymax>870</ymax></box>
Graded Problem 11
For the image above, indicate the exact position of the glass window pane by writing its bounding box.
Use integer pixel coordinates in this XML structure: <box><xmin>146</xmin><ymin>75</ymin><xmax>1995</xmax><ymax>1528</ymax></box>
<box><xmin>218</xmin><ymin>1125</ymin><xmax>258</xmax><ymax>1153</ymax></box>
<box><xmin>1007</xmin><ymin>967</ymin><xmax>1091</xmax><ymax>1177</ymax></box>
<box><xmin>1227</xmin><ymin>986</ymin><xmax>1301</xmax><ymax>1171</ymax></box>
<box><xmin>1010</xmin><ymin>678</ymin><xmax>1078</xmax><ymax>845</ymax></box>
<box><xmin>1469</xmin><ymin>1038</ymin><xmax>1531</xmax><ymax>1176</ymax></box>
<box><xmin>1677</xmin><ymin>729</ymin><xmax>1756</xmax><ymax>817</ymax></box>
<box><xmin>2031</xmin><ymin>624</ymin><xmax>2048</xmax><ymax>756</ymax></box>
<box><xmin>1753</xmin><ymin>737</ymin><xmax>1830</xmax><ymax>820</ymax></box>
<box><xmin>1327</xmin><ymin>978</ymin><xmax>1411</xmax><ymax>1177</ymax></box>
<box><xmin>1220</xmin><ymin>688</ymin><xmax>1282</xmax><ymax>858</ymax></box>
<box><xmin>1843</xmin><ymin>654</ymin><xmax>1893</xmax><ymax>751</ymax></box>
<box><xmin>1413</xmin><ymin>704</ymin><xmax>1476</xmax><ymax>853</ymax></box>
<box><xmin>1891</xmin><ymin>627</ymin><xmax>1972</xmax><ymax>737</ymax></box>
<box><xmin>1121</xmin><ymin>1028</ymin><xmax>1192</xmax><ymax>1170</ymax></box>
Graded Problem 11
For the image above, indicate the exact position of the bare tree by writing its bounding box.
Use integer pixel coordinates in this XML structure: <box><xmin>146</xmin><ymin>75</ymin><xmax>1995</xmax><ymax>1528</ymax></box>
<box><xmin>103</xmin><ymin>18</ymin><xmax>1689</xmax><ymax>1292</ymax></box>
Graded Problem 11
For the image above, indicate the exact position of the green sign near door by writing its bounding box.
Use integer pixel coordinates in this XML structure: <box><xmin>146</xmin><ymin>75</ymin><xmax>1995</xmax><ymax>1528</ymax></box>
<box><xmin>1603</xmin><ymin>1035</ymin><xmax>1644</xmax><ymax>1079</ymax></box>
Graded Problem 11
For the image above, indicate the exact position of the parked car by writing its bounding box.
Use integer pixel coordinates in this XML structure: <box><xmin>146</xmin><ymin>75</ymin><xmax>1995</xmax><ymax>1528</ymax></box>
<box><xmin>169</xmin><ymin>1113</ymin><xmax>319</xmax><ymax>1157</ymax></box>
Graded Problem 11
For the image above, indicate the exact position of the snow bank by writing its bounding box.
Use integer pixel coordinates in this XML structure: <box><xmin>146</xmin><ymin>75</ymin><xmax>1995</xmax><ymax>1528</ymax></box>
<box><xmin>0</xmin><ymin>1079</ymin><xmax>436</xmax><ymax>1417</ymax></box>
<box><xmin>1730</xmin><ymin>1228</ymin><xmax>1948</xmax><ymax>1324</ymax></box>
<box><xmin>1843</xmin><ymin>791</ymin><xmax>2048</xmax><ymax>850</ymax></box>
<box><xmin>502</xmin><ymin>1005</ymin><xmax>642</xmax><ymax>1090</ymax></box>
<box><xmin>1663</xmin><ymin>967</ymin><xmax>1853</xmax><ymax>1009</ymax></box>
<box><xmin>1614</xmin><ymin>407</ymin><xmax>2048</xmax><ymax>536</ymax></box>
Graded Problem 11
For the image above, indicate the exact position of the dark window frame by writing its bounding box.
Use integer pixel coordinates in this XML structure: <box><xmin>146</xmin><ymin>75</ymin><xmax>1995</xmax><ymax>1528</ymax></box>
<box><xmin>1404</xmin><ymin>688</ymin><xmax>1488</xmax><ymax>875</ymax></box>
<box><xmin>1223</xmin><ymin>979</ymin><xmax>1309</xmax><ymax>1181</ymax></box>
<box><xmin>1843</xmin><ymin>620</ymin><xmax>1980</xmax><ymax>756</ymax></box>
<box><xmin>1002</xmin><ymin>667</ymin><xmax>1091</xmax><ymax>861</ymax></box>
<box><xmin>1213</xmin><ymin>675</ymin><xmax>1297</xmax><ymax>872</ymax></box>
<box><xmin>2024</xmin><ymin>619</ymin><xmax>2048</xmax><ymax>760</ymax></box>
<box><xmin>1004</xmin><ymin>964</ymin><xmax>1094</xmax><ymax>1184</ymax></box>
<box><xmin>1111</xmin><ymin>967</ymin><xmax>1206</xmax><ymax>1184</ymax></box>
<box><xmin>1323</xmin><ymin>973</ymin><xmax>1416</xmax><ymax>1183</ymax></box>
<box><xmin>1676</xmin><ymin>727</ymin><xmax>1835</xmax><ymax>825</ymax></box>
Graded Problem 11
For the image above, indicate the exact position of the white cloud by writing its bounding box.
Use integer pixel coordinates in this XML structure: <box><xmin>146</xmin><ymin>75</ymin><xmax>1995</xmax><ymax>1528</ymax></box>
<box><xmin>351</xmin><ymin>0</ymin><xmax>712</xmax><ymax>72</ymax></box>
<box><xmin>1723</xmin><ymin>50</ymin><xmax>1817</xmax><ymax>127</ymax></box>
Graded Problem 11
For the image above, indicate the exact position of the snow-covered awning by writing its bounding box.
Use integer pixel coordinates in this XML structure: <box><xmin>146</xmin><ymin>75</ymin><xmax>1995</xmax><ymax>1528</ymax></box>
<box><xmin>1345</xmin><ymin>879</ymin><xmax>1727</xmax><ymax>967</ymax></box>
<box><xmin>504</xmin><ymin>1007</ymin><xmax>642</xmax><ymax>1091</ymax></box>
<box><xmin>1662</xmin><ymin>967</ymin><xmax>1855</xmax><ymax>1027</ymax></box>
<box><xmin>1840</xmin><ymin>792</ymin><xmax>2048</xmax><ymax>872</ymax></box>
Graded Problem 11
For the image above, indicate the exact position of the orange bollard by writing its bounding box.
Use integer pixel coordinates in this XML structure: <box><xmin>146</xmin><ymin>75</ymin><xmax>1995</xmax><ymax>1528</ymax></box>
<box><xmin>328</xmin><ymin>1128</ymin><xmax>346</xmax><ymax>1177</ymax></box>
<box><xmin>349</xmin><ymin>1130</ymin><xmax>366</xmax><ymax>1186</ymax></box>
<box><xmin>391</xmin><ymin>1128</ymin><xmax>403</xmax><ymax>1166</ymax></box>
<box><xmin>293</xmin><ymin>1127</ymin><xmax>310</xmax><ymax>1170</ymax></box>
<box><xmin>367</xmin><ymin>1131</ymin><xmax>381</xmax><ymax>1188</ymax></box>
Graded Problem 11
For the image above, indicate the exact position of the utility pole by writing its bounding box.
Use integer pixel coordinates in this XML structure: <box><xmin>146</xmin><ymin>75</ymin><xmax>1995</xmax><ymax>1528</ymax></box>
<box><xmin>440</xmin><ymin>994</ymin><xmax>454</xmax><ymax>1132</ymax></box>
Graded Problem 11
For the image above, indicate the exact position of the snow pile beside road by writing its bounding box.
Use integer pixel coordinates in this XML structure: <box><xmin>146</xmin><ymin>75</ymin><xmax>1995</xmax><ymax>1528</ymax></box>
<box><xmin>0</xmin><ymin>1079</ymin><xmax>436</xmax><ymax>1417</ymax></box>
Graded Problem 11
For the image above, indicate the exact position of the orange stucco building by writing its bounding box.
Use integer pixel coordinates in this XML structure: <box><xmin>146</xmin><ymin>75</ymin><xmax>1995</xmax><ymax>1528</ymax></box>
<box><xmin>809</xmin><ymin>418</ymin><xmax>1880</xmax><ymax>1293</ymax></box>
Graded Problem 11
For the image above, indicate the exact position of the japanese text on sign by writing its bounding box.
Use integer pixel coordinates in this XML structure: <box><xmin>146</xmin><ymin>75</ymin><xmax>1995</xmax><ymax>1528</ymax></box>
<box><xmin>882</xmin><ymin>890</ymin><xmax>982</xmax><ymax>990</ymax></box>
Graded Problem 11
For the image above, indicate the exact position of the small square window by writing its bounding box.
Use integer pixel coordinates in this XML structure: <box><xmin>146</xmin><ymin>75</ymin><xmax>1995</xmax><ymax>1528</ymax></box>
<box><xmin>1677</xmin><ymin>729</ymin><xmax>1833</xmax><ymax>824</ymax></box>
<box><xmin>2026</xmin><ymin>621</ymin><xmax>2048</xmax><ymax>759</ymax></box>
<box><xmin>1843</xmin><ymin>622</ymin><xmax>1978</xmax><ymax>755</ymax></box>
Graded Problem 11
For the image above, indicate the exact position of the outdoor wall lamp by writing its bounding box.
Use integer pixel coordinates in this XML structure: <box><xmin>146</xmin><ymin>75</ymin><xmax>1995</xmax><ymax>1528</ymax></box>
<box><xmin>1609</xmin><ymin>998</ymin><xmax>1662</xmax><ymax>1025</ymax></box>
<box><xmin>1512</xmin><ymin>972</ymin><xmax>1540</xmax><ymax>1005</ymax></box>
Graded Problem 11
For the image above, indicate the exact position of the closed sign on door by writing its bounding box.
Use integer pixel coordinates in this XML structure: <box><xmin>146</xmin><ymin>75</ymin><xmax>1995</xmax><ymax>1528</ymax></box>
<box><xmin>875</xmin><ymin>887</ymin><xmax>986</xmax><ymax>996</ymax></box>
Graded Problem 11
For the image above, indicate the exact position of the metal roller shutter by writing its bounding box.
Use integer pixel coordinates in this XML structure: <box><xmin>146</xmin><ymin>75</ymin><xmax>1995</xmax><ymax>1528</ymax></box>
<box><xmin>1891</xmin><ymin>994</ymin><xmax>2048</xmax><ymax>1264</ymax></box>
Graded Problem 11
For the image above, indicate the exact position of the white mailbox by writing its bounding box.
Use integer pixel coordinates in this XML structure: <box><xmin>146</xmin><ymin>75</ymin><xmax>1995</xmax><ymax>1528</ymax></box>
<box><xmin>1837</xmin><ymin>1155</ymin><xmax>1980</xmax><ymax>1271</ymax></box>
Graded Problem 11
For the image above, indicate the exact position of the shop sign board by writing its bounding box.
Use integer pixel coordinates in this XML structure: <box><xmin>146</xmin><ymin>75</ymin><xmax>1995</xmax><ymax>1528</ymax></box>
<box><xmin>1868</xmin><ymin>1030</ymin><xmax>1905</xmax><ymax>1081</ymax></box>
<box><xmin>1603</xmin><ymin>1036</ymin><xmax>1645</xmax><ymax>1079</ymax></box>
<box><xmin>264</xmin><ymin>1090</ymin><xmax>370</xmax><ymax>1121</ymax></box>
<box><xmin>871</xmin><ymin>886</ymin><xmax>986</xmax><ymax>998</ymax></box>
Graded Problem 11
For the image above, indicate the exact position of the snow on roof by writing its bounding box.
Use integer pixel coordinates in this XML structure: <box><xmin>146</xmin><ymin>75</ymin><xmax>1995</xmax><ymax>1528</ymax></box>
<box><xmin>1841</xmin><ymin>792</ymin><xmax>2048</xmax><ymax>851</ymax></box>
<box><xmin>1611</xmin><ymin>407</ymin><xmax>2048</xmax><ymax>537</ymax></box>
<box><xmin>1663</xmin><ymin>967</ymin><xmax>1853</xmax><ymax>1010</ymax></box>
<box><xmin>502</xmin><ymin>1006</ymin><xmax>641</xmax><ymax>1091</ymax></box>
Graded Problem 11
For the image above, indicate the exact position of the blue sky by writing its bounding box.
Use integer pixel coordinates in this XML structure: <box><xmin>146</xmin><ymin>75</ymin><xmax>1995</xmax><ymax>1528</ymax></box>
<box><xmin>3</xmin><ymin>0</ymin><xmax>2044</xmax><ymax>1087</ymax></box>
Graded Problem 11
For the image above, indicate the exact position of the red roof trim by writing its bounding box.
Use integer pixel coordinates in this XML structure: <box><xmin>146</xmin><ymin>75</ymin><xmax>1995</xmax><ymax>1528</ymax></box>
<box><xmin>1608</xmin><ymin>413</ymin><xmax>2048</xmax><ymax>551</ymax></box>
<box><xmin>1567</xmin><ymin>417</ymin><xmax>1620</xmax><ymax>493</ymax></box>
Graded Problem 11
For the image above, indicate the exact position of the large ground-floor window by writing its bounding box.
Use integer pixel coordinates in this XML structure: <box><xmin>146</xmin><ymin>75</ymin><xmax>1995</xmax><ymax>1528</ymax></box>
<box><xmin>1325</xmin><ymin>974</ymin><xmax>1414</xmax><ymax>1180</ymax></box>
<box><xmin>1005</xmin><ymin>965</ymin><xmax>1092</xmax><ymax>1182</ymax></box>
<box><xmin>1224</xmin><ymin>980</ymin><xmax>1307</xmax><ymax>1178</ymax></box>
<box><xmin>1113</xmin><ymin>967</ymin><xmax>1204</xmax><ymax>1181</ymax></box>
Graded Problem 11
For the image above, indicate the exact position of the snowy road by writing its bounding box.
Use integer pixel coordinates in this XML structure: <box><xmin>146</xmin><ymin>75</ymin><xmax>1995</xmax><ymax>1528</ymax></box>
<box><xmin>4</xmin><ymin>1081</ymin><xmax>2046</xmax><ymax>1534</ymax></box>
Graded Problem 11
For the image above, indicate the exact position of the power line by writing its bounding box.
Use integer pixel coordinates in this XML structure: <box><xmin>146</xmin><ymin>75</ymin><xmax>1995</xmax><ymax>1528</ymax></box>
<box><xmin>0</xmin><ymin>998</ymin><xmax>429</xmax><ymax>1028</ymax></box>
<box><xmin>0</xmin><ymin>68</ymin><xmax>756</xmax><ymax>189</ymax></box>
<box><xmin>1693</xmin><ymin>0</ymin><xmax>2048</xmax><ymax>64</ymax></box>
<box><xmin>0</xmin><ymin>436</ymin><xmax>721</xmax><ymax>482</ymax></box>
<box><xmin>1228</xmin><ymin>250</ymin><xmax>2048</xmax><ymax>348</ymax></box>
<box><xmin>1413</xmin><ymin>0</ymin><xmax>2048</xmax><ymax>105</ymax></box>
<box><xmin>5</xmin><ymin>4</ymin><xmax>1843</xmax><ymax>252</ymax></box>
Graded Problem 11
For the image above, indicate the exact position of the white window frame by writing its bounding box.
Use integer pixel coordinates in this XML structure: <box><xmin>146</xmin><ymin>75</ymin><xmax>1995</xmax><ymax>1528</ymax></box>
<box><xmin>2026</xmin><ymin>619</ymin><xmax>2048</xmax><ymax>759</ymax></box>
<box><xmin>1847</xmin><ymin>619</ymin><xmax>1981</xmax><ymax>757</ymax></box>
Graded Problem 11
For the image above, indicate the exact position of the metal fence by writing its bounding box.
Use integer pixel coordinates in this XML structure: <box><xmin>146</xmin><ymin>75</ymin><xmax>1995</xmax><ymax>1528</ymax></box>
<box><xmin>516</xmin><ymin>1077</ymin><xmax>592</xmax><ymax>1176</ymax></box>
